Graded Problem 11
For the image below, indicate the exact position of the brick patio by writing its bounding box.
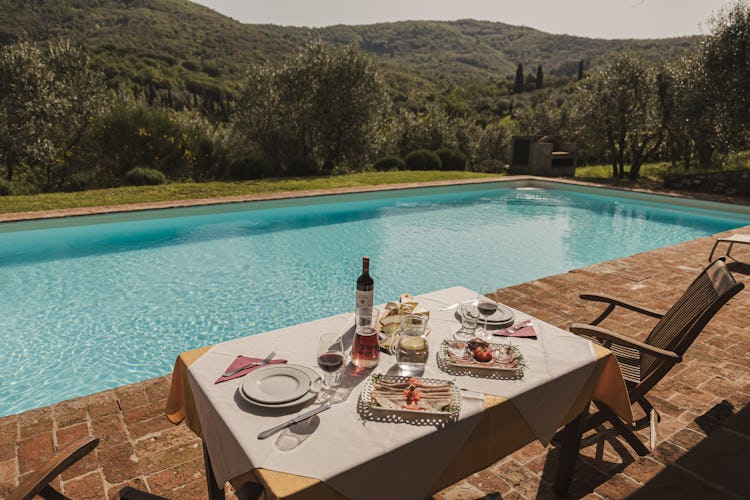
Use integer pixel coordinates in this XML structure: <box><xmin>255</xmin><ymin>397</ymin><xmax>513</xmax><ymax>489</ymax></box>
<box><xmin>1</xmin><ymin>189</ymin><xmax>749</xmax><ymax>499</ymax></box>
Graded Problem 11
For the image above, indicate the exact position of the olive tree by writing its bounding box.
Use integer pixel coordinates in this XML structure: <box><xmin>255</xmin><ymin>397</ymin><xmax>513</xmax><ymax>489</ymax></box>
<box><xmin>0</xmin><ymin>41</ymin><xmax>108</xmax><ymax>189</ymax></box>
<box><xmin>232</xmin><ymin>41</ymin><xmax>389</xmax><ymax>174</ymax></box>
<box><xmin>577</xmin><ymin>53</ymin><xmax>664</xmax><ymax>179</ymax></box>
<box><xmin>0</xmin><ymin>42</ymin><xmax>60</xmax><ymax>183</ymax></box>
<box><xmin>701</xmin><ymin>1</ymin><xmax>750</xmax><ymax>150</ymax></box>
<box><xmin>660</xmin><ymin>54</ymin><xmax>728</xmax><ymax>170</ymax></box>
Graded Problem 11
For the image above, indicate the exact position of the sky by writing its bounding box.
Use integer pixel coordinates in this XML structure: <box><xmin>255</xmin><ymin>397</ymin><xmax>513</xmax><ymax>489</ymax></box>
<box><xmin>190</xmin><ymin>0</ymin><xmax>731</xmax><ymax>39</ymax></box>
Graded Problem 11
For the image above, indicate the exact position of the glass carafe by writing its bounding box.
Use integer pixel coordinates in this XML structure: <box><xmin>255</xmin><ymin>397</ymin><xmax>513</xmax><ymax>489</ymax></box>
<box><xmin>389</xmin><ymin>314</ymin><xmax>429</xmax><ymax>373</ymax></box>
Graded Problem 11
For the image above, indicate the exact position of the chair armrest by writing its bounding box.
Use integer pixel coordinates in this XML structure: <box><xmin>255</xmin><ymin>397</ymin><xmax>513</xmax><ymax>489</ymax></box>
<box><xmin>8</xmin><ymin>436</ymin><xmax>99</xmax><ymax>500</ymax></box>
<box><xmin>569</xmin><ymin>323</ymin><xmax>681</xmax><ymax>362</ymax></box>
<box><xmin>579</xmin><ymin>293</ymin><xmax>665</xmax><ymax>319</ymax></box>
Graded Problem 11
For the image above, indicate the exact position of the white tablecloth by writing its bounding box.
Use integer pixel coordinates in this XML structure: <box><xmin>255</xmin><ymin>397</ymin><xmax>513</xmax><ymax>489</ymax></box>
<box><xmin>187</xmin><ymin>286</ymin><xmax>596</xmax><ymax>499</ymax></box>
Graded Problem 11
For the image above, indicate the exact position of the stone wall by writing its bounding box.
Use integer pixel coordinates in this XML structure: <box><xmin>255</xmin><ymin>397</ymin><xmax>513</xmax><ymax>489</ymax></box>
<box><xmin>664</xmin><ymin>169</ymin><xmax>750</xmax><ymax>197</ymax></box>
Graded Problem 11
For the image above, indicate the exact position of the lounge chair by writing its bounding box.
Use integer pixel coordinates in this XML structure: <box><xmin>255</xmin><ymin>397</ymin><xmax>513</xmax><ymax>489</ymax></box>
<box><xmin>708</xmin><ymin>233</ymin><xmax>750</xmax><ymax>262</ymax></box>
<box><xmin>567</xmin><ymin>258</ymin><xmax>743</xmax><ymax>453</ymax></box>
<box><xmin>7</xmin><ymin>436</ymin><xmax>99</xmax><ymax>500</ymax></box>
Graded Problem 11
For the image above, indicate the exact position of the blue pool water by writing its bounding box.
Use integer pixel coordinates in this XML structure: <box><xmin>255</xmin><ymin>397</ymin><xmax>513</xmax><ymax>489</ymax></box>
<box><xmin>2</xmin><ymin>182</ymin><xmax>749</xmax><ymax>416</ymax></box>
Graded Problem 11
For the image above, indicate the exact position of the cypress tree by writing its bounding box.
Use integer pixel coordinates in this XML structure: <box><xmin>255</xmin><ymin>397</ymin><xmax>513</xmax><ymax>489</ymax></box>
<box><xmin>577</xmin><ymin>59</ymin><xmax>584</xmax><ymax>80</ymax></box>
<box><xmin>536</xmin><ymin>65</ymin><xmax>544</xmax><ymax>89</ymax></box>
<box><xmin>513</xmin><ymin>63</ymin><xmax>524</xmax><ymax>94</ymax></box>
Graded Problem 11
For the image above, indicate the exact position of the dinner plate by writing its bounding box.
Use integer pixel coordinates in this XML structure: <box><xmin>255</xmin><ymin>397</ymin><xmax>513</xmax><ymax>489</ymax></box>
<box><xmin>457</xmin><ymin>303</ymin><xmax>515</xmax><ymax>326</ymax></box>
<box><xmin>239</xmin><ymin>365</ymin><xmax>322</xmax><ymax>409</ymax></box>
<box><xmin>241</xmin><ymin>365</ymin><xmax>311</xmax><ymax>404</ymax></box>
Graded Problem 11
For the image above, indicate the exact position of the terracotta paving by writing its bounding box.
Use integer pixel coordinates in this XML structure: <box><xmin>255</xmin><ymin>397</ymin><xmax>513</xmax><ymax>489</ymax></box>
<box><xmin>1</xmin><ymin>185</ymin><xmax>749</xmax><ymax>499</ymax></box>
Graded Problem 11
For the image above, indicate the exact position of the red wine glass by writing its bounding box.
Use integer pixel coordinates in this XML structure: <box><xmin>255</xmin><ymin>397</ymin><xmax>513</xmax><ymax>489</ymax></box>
<box><xmin>317</xmin><ymin>332</ymin><xmax>345</xmax><ymax>389</ymax></box>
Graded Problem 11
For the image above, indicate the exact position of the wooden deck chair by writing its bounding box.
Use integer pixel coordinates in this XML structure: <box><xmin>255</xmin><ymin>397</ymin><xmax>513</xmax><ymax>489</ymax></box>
<box><xmin>7</xmin><ymin>436</ymin><xmax>99</xmax><ymax>500</ymax></box>
<box><xmin>568</xmin><ymin>258</ymin><xmax>744</xmax><ymax>453</ymax></box>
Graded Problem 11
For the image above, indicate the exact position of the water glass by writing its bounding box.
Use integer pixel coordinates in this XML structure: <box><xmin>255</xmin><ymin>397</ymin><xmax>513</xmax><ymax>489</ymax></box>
<box><xmin>352</xmin><ymin>306</ymin><xmax>380</xmax><ymax>368</ymax></box>
<box><xmin>454</xmin><ymin>299</ymin><xmax>479</xmax><ymax>341</ymax></box>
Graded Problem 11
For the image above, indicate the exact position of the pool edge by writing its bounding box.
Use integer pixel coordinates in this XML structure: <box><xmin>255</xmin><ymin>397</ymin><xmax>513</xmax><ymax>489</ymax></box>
<box><xmin>3</xmin><ymin>175</ymin><xmax>749</xmax><ymax>224</ymax></box>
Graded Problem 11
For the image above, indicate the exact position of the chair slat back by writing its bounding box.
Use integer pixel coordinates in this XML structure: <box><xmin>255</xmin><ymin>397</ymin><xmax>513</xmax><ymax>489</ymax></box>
<box><xmin>641</xmin><ymin>259</ymin><xmax>743</xmax><ymax>379</ymax></box>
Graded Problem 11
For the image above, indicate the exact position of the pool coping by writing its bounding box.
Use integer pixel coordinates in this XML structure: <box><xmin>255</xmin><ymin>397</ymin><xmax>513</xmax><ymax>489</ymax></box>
<box><xmin>2</xmin><ymin>175</ymin><xmax>750</xmax><ymax>224</ymax></box>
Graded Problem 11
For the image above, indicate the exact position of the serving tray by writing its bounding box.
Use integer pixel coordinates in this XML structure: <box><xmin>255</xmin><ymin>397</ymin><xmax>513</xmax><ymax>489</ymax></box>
<box><xmin>439</xmin><ymin>340</ymin><xmax>525</xmax><ymax>372</ymax></box>
<box><xmin>360</xmin><ymin>374</ymin><xmax>461</xmax><ymax>418</ymax></box>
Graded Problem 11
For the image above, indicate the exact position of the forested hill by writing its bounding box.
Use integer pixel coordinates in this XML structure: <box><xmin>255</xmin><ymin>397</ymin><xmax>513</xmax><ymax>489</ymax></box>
<box><xmin>0</xmin><ymin>0</ymin><xmax>699</xmax><ymax>112</ymax></box>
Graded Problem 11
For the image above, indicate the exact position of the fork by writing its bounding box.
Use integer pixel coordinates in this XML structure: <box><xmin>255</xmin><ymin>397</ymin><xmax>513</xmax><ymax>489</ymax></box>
<box><xmin>494</xmin><ymin>320</ymin><xmax>532</xmax><ymax>336</ymax></box>
<box><xmin>222</xmin><ymin>351</ymin><xmax>275</xmax><ymax>377</ymax></box>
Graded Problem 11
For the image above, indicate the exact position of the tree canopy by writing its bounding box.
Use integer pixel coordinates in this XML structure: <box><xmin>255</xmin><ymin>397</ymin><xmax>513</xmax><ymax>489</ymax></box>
<box><xmin>232</xmin><ymin>42</ymin><xmax>389</xmax><ymax>175</ymax></box>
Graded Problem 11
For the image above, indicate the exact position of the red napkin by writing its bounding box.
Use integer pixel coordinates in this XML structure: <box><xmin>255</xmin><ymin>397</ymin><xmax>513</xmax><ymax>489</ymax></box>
<box><xmin>493</xmin><ymin>321</ymin><xmax>537</xmax><ymax>339</ymax></box>
<box><xmin>215</xmin><ymin>355</ymin><xmax>287</xmax><ymax>384</ymax></box>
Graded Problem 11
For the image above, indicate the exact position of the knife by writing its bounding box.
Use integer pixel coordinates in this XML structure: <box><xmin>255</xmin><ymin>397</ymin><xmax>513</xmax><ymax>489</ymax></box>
<box><xmin>439</xmin><ymin>303</ymin><xmax>459</xmax><ymax>311</ymax></box>
<box><xmin>257</xmin><ymin>402</ymin><xmax>332</xmax><ymax>440</ymax></box>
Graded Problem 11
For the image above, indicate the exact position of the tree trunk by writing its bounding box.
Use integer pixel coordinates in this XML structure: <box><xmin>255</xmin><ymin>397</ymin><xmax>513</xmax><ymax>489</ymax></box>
<box><xmin>6</xmin><ymin>153</ymin><xmax>15</xmax><ymax>181</ymax></box>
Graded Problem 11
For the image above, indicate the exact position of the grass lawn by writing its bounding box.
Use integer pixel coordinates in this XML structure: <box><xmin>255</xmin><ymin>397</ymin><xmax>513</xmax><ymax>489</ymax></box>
<box><xmin>0</xmin><ymin>170</ymin><xmax>502</xmax><ymax>215</ymax></box>
<box><xmin>4</xmin><ymin>154</ymin><xmax>747</xmax><ymax>216</ymax></box>
<box><xmin>576</xmin><ymin>152</ymin><xmax>750</xmax><ymax>183</ymax></box>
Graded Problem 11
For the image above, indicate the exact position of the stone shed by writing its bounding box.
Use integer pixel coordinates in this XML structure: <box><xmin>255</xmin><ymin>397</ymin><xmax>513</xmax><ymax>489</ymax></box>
<box><xmin>509</xmin><ymin>135</ymin><xmax>577</xmax><ymax>177</ymax></box>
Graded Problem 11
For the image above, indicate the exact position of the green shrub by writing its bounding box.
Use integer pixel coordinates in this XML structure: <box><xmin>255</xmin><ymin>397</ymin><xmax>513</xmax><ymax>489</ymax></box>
<box><xmin>373</xmin><ymin>156</ymin><xmax>405</xmax><ymax>171</ymax></box>
<box><xmin>287</xmin><ymin>156</ymin><xmax>320</xmax><ymax>176</ymax></box>
<box><xmin>229</xmin><ymin>154</ymin><xmax>275</xmax><ymax>180</ymax></box>
<box><xmin>474</xmin><ymin>159</ymin><xmax>507</xmax><ymax>173</ymax></box>
<box><xmin>124</xmin><ymin>167</ymin><xmax>167</xmax><ymax>186</ymax></box>
<box><xmin>404</xmin><ymin>149</ymin><xmax>442</xmax><ymax>170</ymax></box>
<box><xmin>436</xmin><ymin>148</ymin><xmax>467</xmax><ymax>170</ymax></box>
<box><xmin>60</xmin><ymin>172</ymin><xmax>93</xmax><ymax>192</ymax></box>
<box><xmin>89</xmin><ymin>103</ymin><xmax>199</xmax><ymax>182</ymax></box>
<box><xmin>0</xmin><ymin>179</ymin><xmax>12</xmax><ymax>196</ymax></box>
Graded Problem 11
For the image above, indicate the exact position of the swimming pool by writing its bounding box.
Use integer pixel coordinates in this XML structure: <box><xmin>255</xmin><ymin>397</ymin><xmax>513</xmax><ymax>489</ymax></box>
<box><xmin>2</xmin><ymin>181</ymin><xmax>750</xmax><ymax>416</ymax></box>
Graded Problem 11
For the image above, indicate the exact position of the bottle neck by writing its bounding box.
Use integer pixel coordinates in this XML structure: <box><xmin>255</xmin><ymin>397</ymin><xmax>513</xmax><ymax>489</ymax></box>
<box><xmin>362</xmin><ymin>257</ymin><xmax>370</xmax><ymax>274</ymax></box>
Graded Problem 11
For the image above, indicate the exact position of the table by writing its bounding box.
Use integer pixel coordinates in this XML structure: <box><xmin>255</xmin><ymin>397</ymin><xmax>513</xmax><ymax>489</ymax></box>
<box><xmin>166</xmin><ymin>287</ymin><xmax>632</xmax><ymax>499</ymax></box>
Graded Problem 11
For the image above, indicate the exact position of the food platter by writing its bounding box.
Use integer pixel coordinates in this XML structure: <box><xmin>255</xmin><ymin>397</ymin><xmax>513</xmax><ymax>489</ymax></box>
<box><xmin>439</xmin><ymin>339</ymin><xmax>525</xmax><ymax>372</ymax></box>
<box><xmin>361</xmin><ymin>374</ymin><xmax>461</xmax><ymax>416</ymax></box>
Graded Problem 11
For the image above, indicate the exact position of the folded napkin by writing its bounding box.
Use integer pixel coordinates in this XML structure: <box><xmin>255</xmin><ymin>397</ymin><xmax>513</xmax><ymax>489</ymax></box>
<box><xmin>493</xmin><ymin>321</ymin><xmax>537</xmax><ymax>339</ymax></box>
<box><xmin>215</xmin><ymin>355</ymin><xmax>287</xmax><ymax>384</ymax></box>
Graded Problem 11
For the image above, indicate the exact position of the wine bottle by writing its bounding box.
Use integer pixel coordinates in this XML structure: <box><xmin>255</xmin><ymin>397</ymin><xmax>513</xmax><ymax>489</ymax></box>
<box><xmin>356</xmin><ymin>256</ymin><xmax>374</xmax><ymax>309</ymax></box>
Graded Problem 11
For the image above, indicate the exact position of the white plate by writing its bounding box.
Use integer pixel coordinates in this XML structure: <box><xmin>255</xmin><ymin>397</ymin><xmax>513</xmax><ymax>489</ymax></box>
<box><xmin>241</xmin><ymin>365</ymin><xmax>311</xmax><ymax>404</ymax></box>
<box><xmin>239</xmin><ymin>365</ymin><xmax>322</xmax><ymax>409</ymax></box>
<box><xmin>457</xmin><ymin>303</ymin><xmax>515</xmax><ymax>325</ymax></box>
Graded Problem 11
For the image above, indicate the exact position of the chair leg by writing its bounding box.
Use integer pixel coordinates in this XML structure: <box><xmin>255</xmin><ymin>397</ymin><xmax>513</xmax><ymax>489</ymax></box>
<box><xmin>598</xmin><ymin>404</ymin><xmax>649</xmax><ymax>456</ymax></box>
<box><xmin>635</xmin><ymin>397</ymin><xmax>660</xmax><ymax>449</ymax></box>
<box><xmin>553</xmin><ymin>403</ymin><xmax>590</xmax><ymax>497</ymax></box>
<box><xmin>39</xmin><ymin>484</ymin><xmax>66</xmax><ymax>500</ymax></box>
<box><xmin>582</xmin><ymin>409</ymin><xmax>607</xmax><ymax>431</ymax></box>
<box><xmin>649</xmin><ymin>408</ymin><xmax>658</xmax><ymax>451</ymax></box>
<box><xmin>708</xmin><ymin>240</ymin><xmax>720</xmax><ymax>262</ymax></box>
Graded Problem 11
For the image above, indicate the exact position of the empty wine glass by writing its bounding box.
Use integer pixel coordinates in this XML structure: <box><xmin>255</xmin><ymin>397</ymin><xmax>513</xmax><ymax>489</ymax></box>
<box><xmin>476</xmin><ymin>286</ymin><xmax>499</xmax><ymax>340</ymax></box>
<box><xmin>316</xmin><ymin>333</ymin><xmax>345</xmax><ymax>390</ymax></box>
<box><xmin>454</xmin><ymin>298</ymin><xmax>479</xmax><ymax>340</ymax></box>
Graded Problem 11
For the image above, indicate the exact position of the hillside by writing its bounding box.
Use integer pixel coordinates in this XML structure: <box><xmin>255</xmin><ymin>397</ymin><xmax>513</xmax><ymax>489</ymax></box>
<box><xmin>0</xmin><ymin>0</ymin><xmax>700</xmax><ymax>115</ymax></box>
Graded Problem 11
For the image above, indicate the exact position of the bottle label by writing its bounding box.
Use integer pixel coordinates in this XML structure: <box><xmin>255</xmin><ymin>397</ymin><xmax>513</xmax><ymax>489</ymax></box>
<box><xmin>356</xmin><ymin>289</ymin><xmax>373</xmax><ymax>309</ymax></box>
